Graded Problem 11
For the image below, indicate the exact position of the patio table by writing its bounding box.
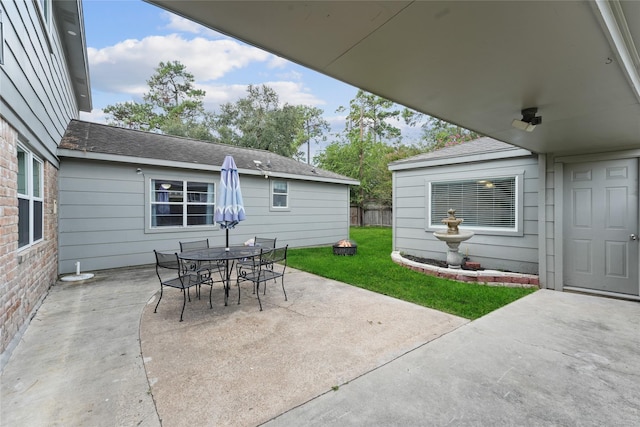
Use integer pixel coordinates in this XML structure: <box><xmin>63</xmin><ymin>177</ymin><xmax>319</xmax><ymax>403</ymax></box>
<box><xmin>179</xmin><ymin>245</ymin><xmax>261</xmax><ymax>305</ymax></box>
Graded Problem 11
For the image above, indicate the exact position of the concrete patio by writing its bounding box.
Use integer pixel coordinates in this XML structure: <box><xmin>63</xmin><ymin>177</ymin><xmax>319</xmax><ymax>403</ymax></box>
<box><xmin>1</xmin><ymin>264</ymin><xmax>639</xmax><ymax>426</ymax></box>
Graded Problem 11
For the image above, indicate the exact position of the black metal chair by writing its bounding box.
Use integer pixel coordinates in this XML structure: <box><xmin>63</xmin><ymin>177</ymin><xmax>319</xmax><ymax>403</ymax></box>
<box><xmin>236</xmin><ymin>245</ymin><xmax>288</xmax><ymax>311</ymax></box>
<box><xmin>153</xmin><ymin>250</ymin><xmax>214</xmax><ymax>321</ymax></box>
<box><xmin>235</xmin><ymin>236</ymin><xmax>277</xmax><ymax>287</ymax></box>
<box><xmin>179</xmin><ymin>239</ymin><xmax>225</xmax><ymax>287</ymax></box>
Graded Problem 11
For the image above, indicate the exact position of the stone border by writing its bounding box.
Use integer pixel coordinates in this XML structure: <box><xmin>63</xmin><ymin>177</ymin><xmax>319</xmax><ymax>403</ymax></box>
<box><xmin>391</xmin><ymin>251</ymin><xmax>539</xmax><ymax>288</ymax></box>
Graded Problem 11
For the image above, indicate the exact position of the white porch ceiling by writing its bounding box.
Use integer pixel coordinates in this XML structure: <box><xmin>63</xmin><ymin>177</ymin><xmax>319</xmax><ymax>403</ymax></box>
<box><xmin>146</xmin><ymin>1</ymin><xmax>640</xmax><ymax>155</ymax></box>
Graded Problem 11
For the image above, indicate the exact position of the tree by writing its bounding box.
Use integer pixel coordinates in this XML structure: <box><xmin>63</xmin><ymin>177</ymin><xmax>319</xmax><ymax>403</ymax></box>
<box><xmin>326</xmin><ymin>90</ymin><xmax>422</xmax><ymax>210</ymax></box>
<box><xmin>214</xmin><ymin>84</ymin><xmax>328</xmax><ymax>158</ymax></box>
<box><xmin>103</xmin><ymin>101</ymin><xmax>155</xmax><ymax>131</ymax></box>
<box><xmin>316</xmin><ymin>137</ymin><xmax>422</xmax><ymax>206</ymax></box>
<box><xmin>422</xmin><ymin>117</ymin><xmax>481</xmax><ymax>151</ymax></box>
<box><xmin>337</xmin><ymin>90</ymin><xmax>403</xmax><ymax>144</ymax></box>
<box><xmin>294</xmin><ymin>106</ymin><xmax>330</xmax><ymax>164</ymax></box>
<box><xmin>103</xmin><ymin>61</ymin><xmax>214</xmax><ymax>140</ymax></box>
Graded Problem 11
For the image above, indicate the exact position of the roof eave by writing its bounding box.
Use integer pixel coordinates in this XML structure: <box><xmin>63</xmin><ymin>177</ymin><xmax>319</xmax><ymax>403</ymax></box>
<box><xmin>57</xmin><ymin>148</ymin><xmax>360</xmax><ymax>186</ymax></box>
<box><xmin>388</xmin><ymin>147</ymin><xmax>534</xmax><ymax>171</ymax></box>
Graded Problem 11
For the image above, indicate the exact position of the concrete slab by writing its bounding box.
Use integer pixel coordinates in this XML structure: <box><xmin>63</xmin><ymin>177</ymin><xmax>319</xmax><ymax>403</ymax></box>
<box><xmin>0</xmin><ymin>266</ymin><xmax>160</xmax><ymax>427</ymax></box>
<box><xmin>264</xmin><ymin>290</ymin><xmax>640</xmax><ymax>426</ymax></box>
<box><xmin>140</xmin><ymin>267</ymin><xmax>467</xmax><ymax>426</ymax></box>
<box><xmin>3</xmin><ymin>265</ymin><xmax>638</xmax><ymax>427</ymax></box>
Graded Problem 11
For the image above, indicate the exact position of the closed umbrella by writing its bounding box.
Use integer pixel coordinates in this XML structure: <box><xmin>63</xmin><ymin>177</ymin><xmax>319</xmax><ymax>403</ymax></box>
<box><xmin>214</xmin><ymin>155</ymin><xmax>246</xmax><ymax>249</ymax></box>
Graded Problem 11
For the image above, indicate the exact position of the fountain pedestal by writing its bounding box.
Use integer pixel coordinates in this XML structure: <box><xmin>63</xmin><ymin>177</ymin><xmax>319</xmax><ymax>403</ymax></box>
<box><xmin>433</xmin><ymin>231</ymin><xmax>474</xmax><ymax>269</ymax></box>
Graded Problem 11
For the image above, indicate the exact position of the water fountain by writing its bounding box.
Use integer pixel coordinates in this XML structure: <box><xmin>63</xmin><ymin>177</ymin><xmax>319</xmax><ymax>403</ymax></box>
<box><xmin>433</xmin><ymin>209</ymin><xmax>474</xmax><ymax>269</ymax></box>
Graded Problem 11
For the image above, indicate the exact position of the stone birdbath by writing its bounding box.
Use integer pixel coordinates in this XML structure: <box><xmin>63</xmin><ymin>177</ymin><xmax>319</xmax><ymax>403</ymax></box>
<box><xmin>433</xmin><ymin>209</ymin><xmax>474</xmax><ymax>269</ymax></box>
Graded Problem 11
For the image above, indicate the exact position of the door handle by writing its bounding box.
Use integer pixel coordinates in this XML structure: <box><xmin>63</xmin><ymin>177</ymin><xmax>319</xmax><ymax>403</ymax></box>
<box><xmin>631</xmin><ymin>234</ymin><xmax>638</xmax><ymax>241</ymax></box>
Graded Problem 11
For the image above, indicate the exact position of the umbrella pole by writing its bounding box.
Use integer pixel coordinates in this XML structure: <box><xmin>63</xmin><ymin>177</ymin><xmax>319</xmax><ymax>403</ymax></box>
<box><xmin>225</xmin><ymin>228</ymin><xmax>230</xmax><ymax>305</ymax></box>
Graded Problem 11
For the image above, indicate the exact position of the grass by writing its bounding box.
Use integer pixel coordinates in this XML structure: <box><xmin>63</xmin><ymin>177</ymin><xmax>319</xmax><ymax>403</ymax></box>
<box><xmin>287</xmin><ymin>227</ymin><xmax>537</xmax><ymax>320</ymax></box>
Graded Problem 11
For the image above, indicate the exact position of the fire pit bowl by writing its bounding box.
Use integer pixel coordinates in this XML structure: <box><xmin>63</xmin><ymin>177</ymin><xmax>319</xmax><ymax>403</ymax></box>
<box><xmin>333</xmin><ymin>239</ymin><xmax>357</xmax><ymax>256</ymax></box>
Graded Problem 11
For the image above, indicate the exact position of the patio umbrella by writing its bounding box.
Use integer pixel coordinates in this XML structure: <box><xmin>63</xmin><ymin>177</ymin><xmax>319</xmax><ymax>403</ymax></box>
<box><xmin>214</xmin><ymin>155</ymin><xmax>246</xmax><ymax>249</ymax></box>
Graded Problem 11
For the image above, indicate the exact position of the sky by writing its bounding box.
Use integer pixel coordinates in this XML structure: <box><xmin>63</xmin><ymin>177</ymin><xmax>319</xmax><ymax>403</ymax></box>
<box><xmin>80</xmin><ymin>0</ymin><xmax>415</xmax><ymax>157</ymax></box>
<box><xmin>80</xmin><ymin>0</ymin><xmax>424</xmax><ymax>159</ymax></box>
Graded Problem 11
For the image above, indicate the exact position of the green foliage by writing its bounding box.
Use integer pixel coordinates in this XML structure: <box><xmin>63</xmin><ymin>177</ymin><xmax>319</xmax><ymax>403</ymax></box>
<box><xmin>287</xmin><ymin>227</ymin><xmax>537</xmax><ymax>320</ymax></box>
<box><xmin>295</xmin><ymin>106</ymin><xmax>330</xmax><ymax>163</ymax></box>
<box><xmin>337</xmin><ymin>90</ymin><xmax>403</xmax><ymax>144</ymax></box>
<box><xmin>214</xmin><ymin>84</ymin><xmax>329</xmax><ymax>158</ymax></box>
<box><xmin>103</xmin><ymin>101</ymin><xmax>156</xmax><ymax>131</ymax></box>
<box><xmin>422</xmin><ymin>116</ymin><xmax>481</xmax><ymax>151</ymax></box>
<box><xmin>316</xmin><ymin>90</ymin><xmax>426</xmax><ymax>206</ymax></box>
<box><xmin>103</xmin><ymin>61</ymin><xmax>214</xmax><ymax>141</ymax></box>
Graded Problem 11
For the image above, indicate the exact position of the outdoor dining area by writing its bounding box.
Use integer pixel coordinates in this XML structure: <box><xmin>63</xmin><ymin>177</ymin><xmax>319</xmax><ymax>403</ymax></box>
<box><xmin>152</xmin><ymin>156</ymin><xmax>288</xmax><ymax>320</ymax></box>
<box><xmin>154</xmin><ymin>237</ymin><xmax>289</xmax><ymax>321</ymax></box>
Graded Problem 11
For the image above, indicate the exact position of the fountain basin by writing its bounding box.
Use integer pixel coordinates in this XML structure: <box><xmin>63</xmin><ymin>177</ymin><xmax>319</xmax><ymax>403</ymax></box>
<box><xmin>433</xmin><ymin>230</ymin><xmax>474</xmax><ymax>244</ymax></box>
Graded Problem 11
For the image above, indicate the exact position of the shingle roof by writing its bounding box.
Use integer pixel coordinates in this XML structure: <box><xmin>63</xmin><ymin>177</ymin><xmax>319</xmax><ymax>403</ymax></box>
<box><xmin>58</xmin><ymin>120</ymin><xmax>358</xmax><ymax>184</ymax></box>
<box><xmin>388</xmin><ymin>137</ymin><xmax>532</xmax><ymax>169</ymax></box>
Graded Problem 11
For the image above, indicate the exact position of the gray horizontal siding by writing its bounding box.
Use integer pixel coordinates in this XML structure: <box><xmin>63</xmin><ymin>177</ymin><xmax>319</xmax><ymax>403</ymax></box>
<box><xmin>58</xmin><ymin>159</ymin><xmax>351</xmax><ymax>273</ymax></box>
<box><xmin>2</xmin><ymin>0</ymin><xmax>79</xmax><ymax>164</ymax></box>
<box><xmin>393</xmin><ymin>156</ymin><xmax>539</xmax><ymax>274</ymax></box>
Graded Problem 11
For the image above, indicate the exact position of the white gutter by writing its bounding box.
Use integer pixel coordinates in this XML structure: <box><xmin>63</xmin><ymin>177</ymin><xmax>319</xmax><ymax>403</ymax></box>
<box><xmin>595</xmin><ymin>0</ymin><xmax>640</xmax><ymax>102</ymax></box>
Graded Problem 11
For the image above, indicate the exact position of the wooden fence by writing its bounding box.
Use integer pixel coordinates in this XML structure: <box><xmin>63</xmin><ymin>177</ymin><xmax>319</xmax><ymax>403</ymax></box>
<box><xmin>350</xmin><ymin>204</ymin><xmax>392</xmax><ymax>227</ymax></box>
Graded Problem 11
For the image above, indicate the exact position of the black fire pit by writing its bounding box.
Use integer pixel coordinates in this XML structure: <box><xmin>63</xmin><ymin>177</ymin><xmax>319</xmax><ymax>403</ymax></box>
<box><xmin>333</xmin><ymin>239</ymin><xmax>357</xmax><ymax>256</ymax></box>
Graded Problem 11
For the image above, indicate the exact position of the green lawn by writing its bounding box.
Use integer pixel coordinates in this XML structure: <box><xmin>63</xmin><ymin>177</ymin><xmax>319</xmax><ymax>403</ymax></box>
<box><xmin>287</xmin><ymin>227</ymin><xmax>537</xmax><ymax>320</ymax></box>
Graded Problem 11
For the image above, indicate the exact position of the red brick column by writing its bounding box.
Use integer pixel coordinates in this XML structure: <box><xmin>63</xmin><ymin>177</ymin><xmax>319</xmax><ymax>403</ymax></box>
<box><xmin>0</xmin><ymin>117</ymin><xmax>58</xmax><ymax>357</ymax></box>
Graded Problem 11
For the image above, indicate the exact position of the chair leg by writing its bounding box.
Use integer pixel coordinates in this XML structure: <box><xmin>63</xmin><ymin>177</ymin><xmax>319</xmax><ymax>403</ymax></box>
<box><xmin>180</xmin><ymin>287</ymin><xmax>187</xmax><ymax>322</ymax></box>
<box><xmin>208</xmin><ymin>280</ymin><xmax>213</xmax><ymax>309</ymax></box>
<box><xmin>256</xmin><ymin>282</ymin><xmax>263</xmax><ymax>311</ymax></box>
<box><xmin>154</xmin><ymin>286</ymin><xmax>164</xmax><ymax>313</ymax></box>
<box><xmin>281</xmin><ymin>276</ymin><xmax>287</xmax><ymax>301</ymax></box>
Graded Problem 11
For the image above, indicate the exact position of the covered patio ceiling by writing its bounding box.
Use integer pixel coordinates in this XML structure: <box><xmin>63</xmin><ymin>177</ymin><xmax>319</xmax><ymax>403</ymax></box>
<box><xmin>146</xmin><ymin>1</ymin><xmax>640</xmax><ymax>155</ymax></box>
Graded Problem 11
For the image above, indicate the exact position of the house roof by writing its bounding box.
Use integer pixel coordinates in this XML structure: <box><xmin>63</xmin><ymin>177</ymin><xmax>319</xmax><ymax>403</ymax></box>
<box><xmin>58</xmin><ymin>120</ymin><xmax>358</xmax><ymax>185</ymax></box>
<box><xmin>388</xmin><ymin>137</ymin><xmax>534</xmax><ymax>171</ymax></box>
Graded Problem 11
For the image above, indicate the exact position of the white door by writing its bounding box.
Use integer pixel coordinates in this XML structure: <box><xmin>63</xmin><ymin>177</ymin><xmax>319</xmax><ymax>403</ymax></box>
<box><xmin>564</xmin><ymin>159</ymin><xmax>639</xmax><ymax>296</ymax></box>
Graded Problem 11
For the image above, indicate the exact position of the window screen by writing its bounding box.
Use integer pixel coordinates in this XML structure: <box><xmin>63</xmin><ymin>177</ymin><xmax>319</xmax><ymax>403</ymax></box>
<box><xmin>151</xmin><ymin>179</ymin><xmax>215</xmax><ymax>227</ymax></box>
<box><xmin>430</xmin><ymin>177</ymin><xmax>516</xmax><ymax>229</ymax></box>
<box><xmin>17</xmin><ymin>146</ymin><xmax>44</xmax><ymax>248</ymax></box>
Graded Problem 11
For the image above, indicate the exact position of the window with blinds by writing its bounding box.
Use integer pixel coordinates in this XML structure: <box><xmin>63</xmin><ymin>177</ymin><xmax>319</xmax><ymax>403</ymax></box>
<box><xmin>150</xmin><ymin>179</ymin><xmax>215</xmax><ymax>227</ymax></box>
<box><xmin>430</xmin><ymin>177</ymin><xmax>517</xmax><ymax>230</ymax></box>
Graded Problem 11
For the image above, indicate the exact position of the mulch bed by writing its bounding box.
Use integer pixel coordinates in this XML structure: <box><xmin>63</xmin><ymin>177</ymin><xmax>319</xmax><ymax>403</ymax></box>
<box><xmin>401</xmin><ymin>254</ymin><xmax>483</xmax><ymax>271</ymax></box>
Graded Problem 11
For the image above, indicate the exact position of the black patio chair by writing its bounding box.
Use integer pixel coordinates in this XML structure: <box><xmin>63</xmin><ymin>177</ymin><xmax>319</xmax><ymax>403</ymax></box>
<box><xmin>236</xmin><ymin>245</ymin><xmax>288</xmax><ymax>311</ymax></box>
<box><xmin>179</xmin><ymin>238</ymin><xmax>225</xmax><ymax>287</ymax></box>
<box><xmin>153</xmin><ymin>250</ymin><xmax>214</xmax><ymax>321</ymax></box>
<box><xmin>235</xmin><ymin>236</ymin><xmax>277</xmax><ymax>288</ymax></box>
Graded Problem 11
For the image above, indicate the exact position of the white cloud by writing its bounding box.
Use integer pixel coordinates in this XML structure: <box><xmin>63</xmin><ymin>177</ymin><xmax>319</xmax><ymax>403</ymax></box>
<box><xmin>88</xmin><ymin>34</ymin><xmax>270</xmax><ymax>91</ymax></box>
<box><xmin>87</xmin><ymin>33</ymin><xmax>328</xmax><ymax>123</ymax></box>
<box><xmin>264</xmin><ymin>81</ymin><xmax>324</xmax><ymax>107</ymax></box>
<box><xmin>267</xmin><ymin>56</ymin><xmax>289</xmax><ymax>69</ymax></box>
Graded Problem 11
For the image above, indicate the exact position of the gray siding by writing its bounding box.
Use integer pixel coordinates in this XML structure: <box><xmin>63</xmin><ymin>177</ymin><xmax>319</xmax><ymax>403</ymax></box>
<box><xmin>393</xmin><ymin>156</ymin><xmax>540</xmax><ymax>274</ymax></box>
<box><xmin>58</xmin><ymin>159</ymin><xmax>351</xmax><ymax>273</ymax></box>
<box><xmin>1</xmin><ymin>1</ymin><xmax>81</xmax><ymax>165</ymax></box>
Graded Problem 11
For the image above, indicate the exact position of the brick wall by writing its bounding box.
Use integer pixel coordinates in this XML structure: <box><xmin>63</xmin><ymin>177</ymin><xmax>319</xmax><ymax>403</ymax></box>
<box><xmin>0</xmin><ymin>117</ymin><xmax>58</xmax><ymax>357</ymax></box>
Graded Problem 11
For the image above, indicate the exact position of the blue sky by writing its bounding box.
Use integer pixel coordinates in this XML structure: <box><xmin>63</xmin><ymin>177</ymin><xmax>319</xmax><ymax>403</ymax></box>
<box><xmin>80</xmin><ymin>0</ymin><xmax>421</xmax><ymax>154</ymax></box>
<box><xmin>82</xmin><ymin>0</ymin><xmax>357</xmax><ymax>124</ymax></box>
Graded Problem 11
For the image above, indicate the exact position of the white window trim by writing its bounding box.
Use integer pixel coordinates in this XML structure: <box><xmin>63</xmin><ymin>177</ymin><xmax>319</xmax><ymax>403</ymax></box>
<box><xmin>270</xmin><ymin>179</ymin><xmax>290</xmax><ymax>211</ymax></box>
<box><xmin>17</xmin><ymin>144</ymin><xmax>44</xmax><ymax>250</ymax></box>
<box><xmin>35</xmin><ymin>0</ymin><xmax>54</xmax><ymax>53</ymax></box>
<box><xmin>145</xmin><ymin>177</ymin><xmax>217</xmax><ymax>233</ymax></box>
<box><xmin>425</xmin><ymin>172</ymin><xmax>524</xmax><ymax>237</ymax></box>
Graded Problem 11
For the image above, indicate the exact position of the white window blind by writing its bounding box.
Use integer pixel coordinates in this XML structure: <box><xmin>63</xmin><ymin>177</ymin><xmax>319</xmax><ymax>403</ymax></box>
<box><xmin>151</xmin><ymin>179</ymin><xmax>215</xmax><ymax>227</ymax></box>
<box><xmin>430</xmin><ymin>177</ymin><xmax>516</xmax><ymax>229</ymax></box>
